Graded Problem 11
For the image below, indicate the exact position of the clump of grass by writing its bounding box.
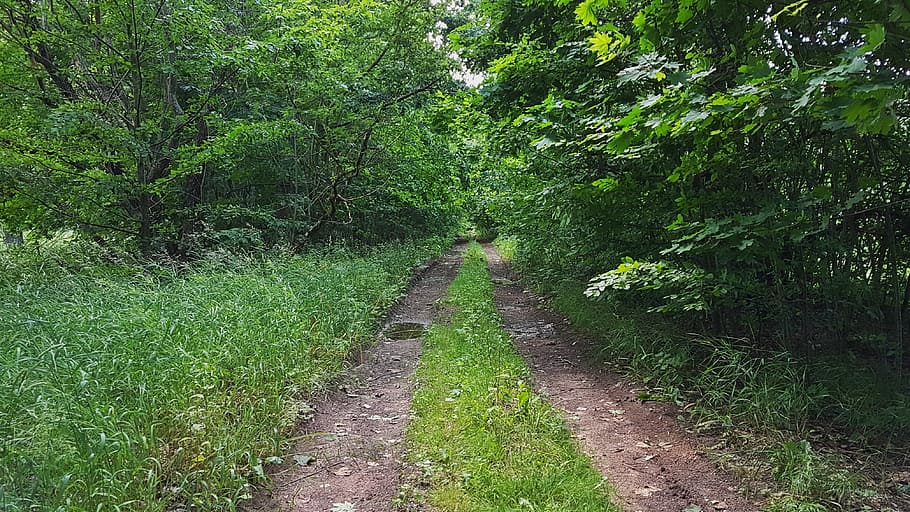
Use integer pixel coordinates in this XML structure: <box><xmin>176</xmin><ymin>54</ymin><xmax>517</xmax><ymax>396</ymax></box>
<box><xmin>492</xmin><ymin>236</ymin><xmax>518</xmax><ymax>263</ymax></box>
<box><xmin>0</xmin><ymin>237</ymin><xmax>449</xmax><ymax>511</ymax></box>
<box><xmin>406</xmin><ymin>243</ymin><xmax>619</xmax><ymax>512</ymax></box>
<box><xmin>765</xmin><ymin>440</ymin><xmax>859</xmax><ymax>512</ymax></box>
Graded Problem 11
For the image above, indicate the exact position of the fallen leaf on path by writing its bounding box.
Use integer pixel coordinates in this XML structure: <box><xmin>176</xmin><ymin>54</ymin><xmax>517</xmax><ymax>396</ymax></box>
<box><xmin>635</xmin><ymin>441</ymin><xmax>652</xmax><ymax>449</ymax></box>
<box><xmin>333</xmin><ymin>466</ymin><xmax>353</xmax><ymax>476</ymax></box>
<box><xmin>683</xmin><ymin>506</ymin><xmax>703</xmax><ymax>512</ymax></box>
<box><xmin>331</xmin><ymin>503</ymin><xmax>356</xmax><ymax>512</ymax></box>
<box><xmin>634</xmin><ymin>485</ymin><xmax>662</xmax><ymax>497</ymax></box>
<box><xmin>712</xmin><ymin>501</ymin><xmax>728</xmax><ymax>510</ymax></box>
<box><xmin>658</xmin><ymin>442</ymin><xmax>674</xmax><ymax>449</ymax></box>
<box><xmin>292</xmin><ymin>454</ymin><xmax>315</xmax><ymax>466</ymax></box>
<box><xmin>609</xmin><ymin>409</ymin><xmax>625</xmax><ymax>415</ymax></box>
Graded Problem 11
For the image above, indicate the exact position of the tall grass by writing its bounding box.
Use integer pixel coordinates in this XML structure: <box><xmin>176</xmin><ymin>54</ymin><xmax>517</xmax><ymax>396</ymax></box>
<box><xmin>0</xmin><ymin>238</ymin><xmax>449</xmax><ymax>511</ymax></box>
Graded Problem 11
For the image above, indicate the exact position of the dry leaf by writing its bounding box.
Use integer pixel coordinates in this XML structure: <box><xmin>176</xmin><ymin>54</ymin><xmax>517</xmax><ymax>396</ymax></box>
<box><xmin>292</xmin><ymin>454</ymin><xmax>315</xmax><ymax>466</ymax></box>
<box><xmin>633</xmin><ymin>485</ymin><xmax>662</xmax><ymax>497</ymax></box>
<box><xmin>333</xmin><ymin>466</ymin><xmax>353</xmax><ymax>476</ymax></box>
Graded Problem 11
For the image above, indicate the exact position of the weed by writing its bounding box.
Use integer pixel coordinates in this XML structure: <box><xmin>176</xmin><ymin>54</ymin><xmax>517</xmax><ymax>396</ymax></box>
<box><xmin>496</xmin><ymin>237</ymin><xmax>904</xmax><ymax>511</ymax></box>
<box><xmin>492</xmin><ymin>236</ymin><xmax>518</xmax><ymax>263</ymax></box>
<box><xmin>767</xmin><ymin>440</ymin><xmax>860</xmax><ymax>511</ymax></box>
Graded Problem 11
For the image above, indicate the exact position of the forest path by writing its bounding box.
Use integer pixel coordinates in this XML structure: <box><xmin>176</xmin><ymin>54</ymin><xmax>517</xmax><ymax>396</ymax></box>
<box><xmin>481</xmin><ymin>243</ymin><xmax>763</xmax><ymax>512</ymax></box>
<box><xmin>243</xmin><ymin>244</ymin><xmax>465</xmax><ymax>512</ymax></box>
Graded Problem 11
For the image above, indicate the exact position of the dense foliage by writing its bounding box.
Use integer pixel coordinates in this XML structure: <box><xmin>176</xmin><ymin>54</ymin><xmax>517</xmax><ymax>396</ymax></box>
<box><xmin>0</xmin><ymin>237</ymin><xmax>449</xmax><ymax>510</ymax></box>
<box><xmin>0</xmin><ymin>0</ymin><xmax>463</xmax><ymax>254</ymax></box>
<box><xmin>450</xmin><ymin>1</ymin><xmax>910</xmax><ymax>373</ymax></box>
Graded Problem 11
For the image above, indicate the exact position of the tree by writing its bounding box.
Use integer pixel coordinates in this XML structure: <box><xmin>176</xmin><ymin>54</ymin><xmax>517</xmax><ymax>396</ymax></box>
<box><xmin>0</xmin><ymin>0</ymin><xmax>462</xmax><ymax>253</ymax></box>
<box><xmin>452</xmin><ymin>0</ymin><xmax>910</xmax><ymax>364</ymax></box>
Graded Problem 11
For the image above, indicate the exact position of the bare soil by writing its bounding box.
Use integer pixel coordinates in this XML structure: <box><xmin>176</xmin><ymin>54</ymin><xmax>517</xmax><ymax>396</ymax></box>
<box><xmin>243</xmin><ymin>245</ymin><xmax>464</xmax><ymax>512</ymax></box>
<box><xmin>481</xmin><ymin>243</ymin><xmax>763</xmax><ymax>512</ymax></box>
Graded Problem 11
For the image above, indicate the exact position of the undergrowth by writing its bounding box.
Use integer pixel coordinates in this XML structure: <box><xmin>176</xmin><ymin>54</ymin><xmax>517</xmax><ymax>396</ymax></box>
<box><xmin>0</xmin><ymin>237</ymin><xmax>449</xmax><ymax>511</ymax></box>
<box><xmin>405</xmin><ymin>242</ymin><xmax>619</xmax><ymax>512</ymax></box>
<box><xmin>493</xmin><ymin>236</ymin><xmax>907</xmax><ymax>512</ymax></box>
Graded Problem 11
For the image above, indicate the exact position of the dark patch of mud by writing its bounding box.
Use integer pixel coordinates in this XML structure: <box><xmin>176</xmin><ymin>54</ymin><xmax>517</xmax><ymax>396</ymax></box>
<box><xmin>383</xmin><ymin>322</ymin><xmax>428</xmax><ymax>341</ymax></box>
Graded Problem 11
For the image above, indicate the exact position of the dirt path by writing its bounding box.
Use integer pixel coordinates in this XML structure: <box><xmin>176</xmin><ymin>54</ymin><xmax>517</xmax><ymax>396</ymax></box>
<box><xmin>244</xmin><ymin>245</ymin><xmax>464</xmax><ymax>512</ymax></box>
<box><xmin>481</xmin><ymin>243</ymin><xmax>762</xmax><ymax>512</ymax></box>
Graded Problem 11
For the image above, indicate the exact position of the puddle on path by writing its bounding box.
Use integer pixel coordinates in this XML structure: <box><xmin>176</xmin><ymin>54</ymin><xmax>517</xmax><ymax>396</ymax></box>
<box><xmin>383</xmin><ymin>321</ymin><xmax>427</xmax><ymax>340</ymax></box>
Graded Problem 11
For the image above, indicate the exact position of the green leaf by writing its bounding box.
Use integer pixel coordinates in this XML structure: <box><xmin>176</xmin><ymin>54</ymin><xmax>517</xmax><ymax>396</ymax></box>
<box><xmin>771</xmin><ymin>0</ymin><xmax>809</xmax><ymax>22</ymax></box>
<box><xmin>592</xmin><ymin>177</ymin><xmax>619</xmax><ymax>191</ymax></box>
<box><xmin>575</xmin><ymin>0</ymin><xmax>598</xmax><ymax>26</ymax></box>
<box><xmin>860</xmin><ymin>24</ymin><xmax>886</xmax><ymax>52</ymax></box>
<box><xmin>293</xmin><ymin>454</ymin><xmax>316</xmax><ymax>466</ymax></box>
<box><xmin>676</xmin><ymin>7</ymin><xmax>694</xmax><ymax>24</ymax></box>
<box><xmin>632</xmin><ymin>10</ymin><xmax>647</xmax><ymax>30</ymax></box>
<box><xmin>608</xmin><ymin>131</ymin><xmax>635</xmax><ymax>153</ymax></box>
<box><xmin>588</xmin><ymin>31</ymin><xmax>629</xmax><ymax>62</ymax></box>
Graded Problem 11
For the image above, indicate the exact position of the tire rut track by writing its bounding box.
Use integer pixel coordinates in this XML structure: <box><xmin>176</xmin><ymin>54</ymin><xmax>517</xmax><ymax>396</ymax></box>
<box><xmin>481</xmin><ymin>243</ymin><xmax>761</xmax><ymax>512</ymax></box>
<box><xmin>244</xmin><ymin>244</ymin><xmax>465</xmax><ymax>512</ymax></box>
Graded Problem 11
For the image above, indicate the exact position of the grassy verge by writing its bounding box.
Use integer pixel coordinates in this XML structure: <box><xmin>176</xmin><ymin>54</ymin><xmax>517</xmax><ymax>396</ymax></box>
<box><xmin>0</xmin><ymin>237</ymin><xmax>450</xmax><ymax>511</ymax></box>
<box><xmin>493</xmin><ymin>236</ymin><xmax>905</xmax><ymax>512</ymax></box>
<box><xmin>405</xmin><ymin>242</ymin><xmax>619</xmax><ymax>512</ymax></box>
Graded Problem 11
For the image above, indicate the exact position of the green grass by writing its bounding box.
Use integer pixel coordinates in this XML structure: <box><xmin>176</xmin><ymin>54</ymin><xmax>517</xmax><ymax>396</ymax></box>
<box><xmin>0</xmin><ymin>237</ymin><xmax>450</xmax><ymax>511</ymax></box>
<box><xmin>492</xmin><ymin>236</ymin><xmax>517</xmax><ymax>263</ymax></box>
<box><xmin>405</xmin><ymin>242</ymin><xmax>619</xmax><ymax>512</ymax></box>
<box><xmin>765</xmin><ymin>440</ymin><xmax>858</xmax><ymax>512</ymax></box>
<box><xmin>544</xmin><ymin>280</ymin><xmax>821</xmax><ymax>431</ymax></box>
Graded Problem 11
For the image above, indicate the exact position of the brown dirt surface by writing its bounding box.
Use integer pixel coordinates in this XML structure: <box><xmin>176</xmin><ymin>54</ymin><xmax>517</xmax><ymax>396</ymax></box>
<box><xmin>243</xmin><ymin>244</ymin><xmax>464</xmax><ymax>512</ymax></box>
<box><xmin>481</xmin><ymin>243</ymin><xmax>763</xmax><ymax>512</ymax></box>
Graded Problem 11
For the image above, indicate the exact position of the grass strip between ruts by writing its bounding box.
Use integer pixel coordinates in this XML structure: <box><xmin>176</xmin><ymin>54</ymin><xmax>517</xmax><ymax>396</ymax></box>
<box><xmin>406</xmin><ymin>242</ymin><xmax>620</xmax><ymax>512</ymax></box>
